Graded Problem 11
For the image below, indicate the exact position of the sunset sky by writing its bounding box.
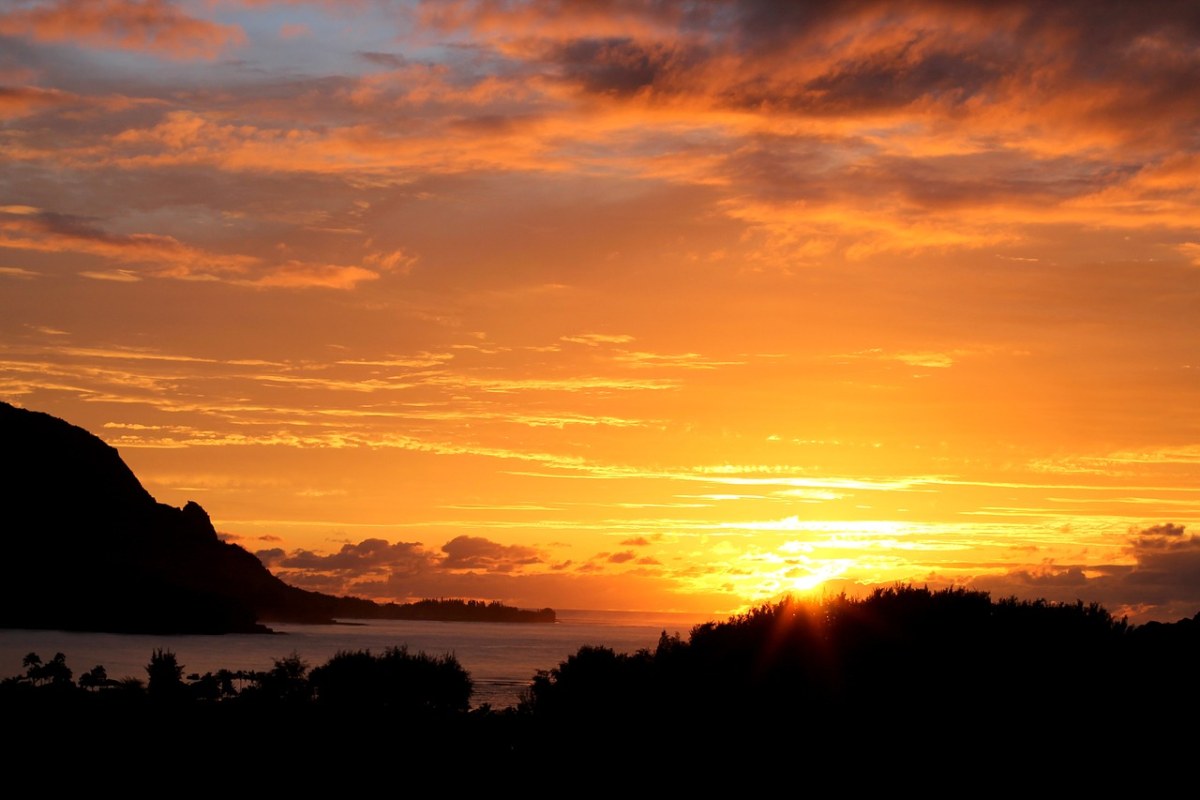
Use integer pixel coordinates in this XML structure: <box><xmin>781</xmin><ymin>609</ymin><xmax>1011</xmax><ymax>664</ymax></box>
<box><xmin>3</xmin><ymin>0</ymin><xmax>1200</xmax><ymax>621</ymax></box>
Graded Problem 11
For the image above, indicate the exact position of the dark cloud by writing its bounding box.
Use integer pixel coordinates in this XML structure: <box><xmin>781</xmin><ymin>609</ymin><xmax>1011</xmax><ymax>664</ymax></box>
<box><xmin>714</xmin><ymin>136</ymin><xmax>853</xmax><ymax>204</ymax></box>
<box><xmin>1121</xmin><ymin>525</ymin><xmax>1200</xmax><ymax>600</ymax></box>
<box><xmin>273</xmin><ymin>570</ymin><xmax>357</xmax><ymax>596</ymax></box>
<box><xmin>607</xmin><ymin>550</ymin><xmax>636</xmax><ymax>563</ymax></box>
<box><xmin>255</xmin><ymin>547</ymin><xmax>287</xmax><ymax>567</ymax></box>
<box><xmin>25</xmin><ymin>211</ymin><xmax>111</xmax><ymax>241</ymax></box>
<box><xmin>500</xmin><ymin>0</ymin><xmax>1200</xmax><ymax>146</ymax></box>
<box><xmin>796</xmin><ymin>47</ymin><xmax>1004</xmax><ymax>114</ymax></box>
<box><xmin>1132</xmin><ymin>523</ymin><xmax>1188</xmax><ymax>545</ymax></box>
<box><xmin>621</xmin><ymin>536</ymin><xmax>651</xmax><ymax>546</ymax></box>
<box><xmin>547</xmin><ymin>37</ymin><xmax>700</xmax><ymax>97</ymax></box>
<box><xmin>723</xmin><ymin>0</ymin><xmax>1200</xmax><ymax>56</ymax></box>
<box><xmin>857</xmin><ymin>152</ymin><xmax>1140</xmax><ymax>213</ymax></box>
<box><xmin>278</xmin><ymin>538</ymin><xmax>435</xmax><ymax>575</ymax></box>
<box><xmin>440</xmin><ymin>535</ymin><xmax>542</xmax><ymax>571</ymax></box>
<box><xmin>258</xmin><ymin>534</ymin><xmax>562</xmax><ymax>603</ymax></box>
<box><xmin>971</xmin><ymin>524</ymin><xmax>1200</xmax><ymax>623</ymax></box>
<box><xmin>358</xmin><ymin>51</ymin><xmax>409</xmax><ymax>68</ymax></box>
<box><xmin>720</xmin><ymin>0</ymin><xmax>851</xmax><ymax>54</ymax></box>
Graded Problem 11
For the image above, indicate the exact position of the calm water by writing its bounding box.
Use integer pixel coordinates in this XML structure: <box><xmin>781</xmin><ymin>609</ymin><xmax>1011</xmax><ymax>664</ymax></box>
<box><xmin>0</xmin><ymin>609</ymin><xmax>715</xmax><ymax>709</ymax></box>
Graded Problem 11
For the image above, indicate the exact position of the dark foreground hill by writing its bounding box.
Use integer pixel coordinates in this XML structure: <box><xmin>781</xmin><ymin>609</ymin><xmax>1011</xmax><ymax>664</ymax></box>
<box><xmin>0</xmin><ymin>401</ymin><xmax>552</xmax><ymax>633</ymax></box>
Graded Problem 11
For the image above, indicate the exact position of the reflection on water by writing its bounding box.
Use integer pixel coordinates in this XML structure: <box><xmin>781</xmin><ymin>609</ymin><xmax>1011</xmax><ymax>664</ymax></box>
<box><xmin>0</xmin><ymin>609</ymin><xmax>716</xmax><ymax>708</ymax></box>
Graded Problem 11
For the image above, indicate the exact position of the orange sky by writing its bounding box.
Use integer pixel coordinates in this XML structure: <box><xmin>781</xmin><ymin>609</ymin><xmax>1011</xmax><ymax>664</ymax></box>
<box><xmin>3</xmin><ymin>0</ymin><xmax>1200</xmax><ymax>621</ymax></box>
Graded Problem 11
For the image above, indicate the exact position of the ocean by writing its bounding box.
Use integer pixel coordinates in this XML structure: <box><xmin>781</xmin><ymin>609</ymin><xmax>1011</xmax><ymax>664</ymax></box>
<box><xmin>0</xmin><ymin>609</ymin><xmax>717</xmax><ymax>709</ymax></box>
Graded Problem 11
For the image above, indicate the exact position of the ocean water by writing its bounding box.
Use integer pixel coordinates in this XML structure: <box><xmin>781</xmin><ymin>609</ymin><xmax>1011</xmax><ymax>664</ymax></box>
<box><xmin>0</xmin><ymin>609</ymin><xmax>716</xmax><ymax>709</ymax></box>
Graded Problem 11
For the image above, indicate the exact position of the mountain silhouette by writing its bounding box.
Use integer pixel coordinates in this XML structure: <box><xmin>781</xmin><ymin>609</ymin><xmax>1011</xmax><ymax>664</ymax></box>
<box><xmin>0</xmin><ymin>401</ymin><xmax>552</xmax><ymax>633</ymax></box>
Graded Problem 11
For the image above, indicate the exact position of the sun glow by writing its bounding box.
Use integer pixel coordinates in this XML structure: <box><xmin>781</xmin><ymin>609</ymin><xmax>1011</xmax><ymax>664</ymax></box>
<box><xmin>787</xmin><ymin>562</ymin><xmax>851</xmax><ymax>595</ymax></box>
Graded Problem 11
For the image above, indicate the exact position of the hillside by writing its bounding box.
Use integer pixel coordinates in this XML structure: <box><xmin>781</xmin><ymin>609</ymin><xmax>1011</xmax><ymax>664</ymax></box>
<box><xmin>0</xmin><ymin>401</ymin><xmax>553</xmax><ymax>633</ymax></box>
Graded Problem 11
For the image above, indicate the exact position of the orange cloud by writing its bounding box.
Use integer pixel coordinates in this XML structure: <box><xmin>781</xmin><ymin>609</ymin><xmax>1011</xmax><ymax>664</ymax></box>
<box><xmin>0</xmin><ymin>211</ymin><xmax>378</xmax><ymax>289</ymax></box>
<box><xmin>249</xmin><ymin>261</ymin><xmax>379</xmax><ymax>290</ymax></box>
<box><xmin>0</xmin><ymin>0</ymin><xmax>246</xmax><ymax>60</ymax></box>
<box><xmin>0</xmin><ymin>211</ymin><xmax>256</xmax><ymax>274</ymax></box>
<box><xmin>0</xmin><ymin>86</ymin><xmax>74</xmax><ymax>119</ymax></box>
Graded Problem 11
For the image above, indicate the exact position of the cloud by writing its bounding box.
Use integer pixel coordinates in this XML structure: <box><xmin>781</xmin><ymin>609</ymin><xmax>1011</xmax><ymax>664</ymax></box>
<box><xmin>398</xmin><ymin>0</ymin><xmax>1200</xmax><ymax>260</ymax></box>
<box><xmin>1179</xmin><ymin>243</ymin><xmax>1200</xmax><ymax>266</ymax></box>
<box><xmin>255</xmin><ymin>547</ymin><xmax>287</xmax><ymax>566</ymax></box>
<box><xmin>263</xmin><ymin>534</ymin><xmax>542</xmax><ymax>587</ymax></box>
<box><xmin>248</xmin><ymin>261</ymin><xmax>379</xmax><ymax>290</ymax></box>
<box><xmin>80</xmin><ymin>269</ymin><xmax>142</xmax><ymax>282</ymax></box>
<box><xmin>561</xmin><ymin>333</ymin><xmax>636</xmax><ymax>346</ymax></box>
<box><xmin>363</xmin><ymin>249</ymin><xmax>418</xmax><ymax>274</ymax></box>
<box><xmin>440</xmin><ymin>535</ymin><xmax>542</xmax><ymax>571</ymax></box>
<box><xmin>255</xmin><ymin>533</ymin><xmax>735</xmax><ymax>612</ymax></box>
<box><xmin>0</xmin><ymin>0</ymin><xmax>246</xmax><ymax>60</ymax></box>
<box><xmin>546</xmin><ymin>36</ymin><xmax>700</xmax><ymax>98</ymax></box>
<box><xmin>837</xmin><ymin>348</ymin><xmax>969</xmax><ymax>369</ymax></box>
<box><xmin>6</xmin><ymin>1</ymin><xmax>1197</xmax><ymax>268</ymax></box>
<box><xmin>255</xmin><ymin>534</ymin><xmax>739</xmax><ymax>609</ymax></box>
<box><xmin>0</xmin><ymin>210</ymin><xmax>256</xmax><ymax>276</ymax></box>
<box><xmin>971</xmin><ymin>523</ymin><xmax>1200</xmax><ymax>623</ymax></box>
<box><xmin>613</xmin><ymin>351</ymin><xmax>743</xmax><ymax>370</ymax></box>
<box><xmin>273</xmin><ymin>538</ymin><xmax>436</xmax><ymax>575</ymax></box>
<box><xmin>0</xmin><ymin>86</ymin><xmax>75</xmax><ymax>119</ymax></box>
<box><xmin>0</xmin><ymin>211</ymin><xmax>380</xmax><ymax>289</ymax></box>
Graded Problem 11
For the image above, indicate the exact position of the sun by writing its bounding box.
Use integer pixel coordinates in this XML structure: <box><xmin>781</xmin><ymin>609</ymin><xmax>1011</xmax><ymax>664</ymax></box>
<box><xmin>786</xmin><ymin>561</ymin><xmax>852</xmax><ymax>596</ymax></box>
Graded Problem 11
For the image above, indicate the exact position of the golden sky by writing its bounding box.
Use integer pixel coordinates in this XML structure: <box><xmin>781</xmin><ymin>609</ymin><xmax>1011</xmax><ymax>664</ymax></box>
<box><xmin>3</xmin><ymin>0</ymin><xmax>1200</xmax><ymax>621</ymax></box>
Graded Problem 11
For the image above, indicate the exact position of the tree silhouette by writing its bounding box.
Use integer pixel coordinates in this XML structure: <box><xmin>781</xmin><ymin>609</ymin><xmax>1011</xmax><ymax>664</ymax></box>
<box><xmin>79</xmin><ymin>665</ymin><xmax>108</xmax><ymax>691</ymax></box>
<box><xmin>21</xmin><ymin>652</ymin><xmax>42</xmax><ymax>685</ymax></box>
<box><xmin>309</xmin><ymin>646</ymin><xmax>472</xmax><ymax>714</ymax></box>
<box><xmin>146</xmin><ymin>648</ymin><xmax>185</xmax><ymax>701</ymax></box>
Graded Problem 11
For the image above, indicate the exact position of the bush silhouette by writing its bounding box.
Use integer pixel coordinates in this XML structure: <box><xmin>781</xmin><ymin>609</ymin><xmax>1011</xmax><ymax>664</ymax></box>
<box><xmin>309</xmin><ymin>646</ymin><xmax>472</xmax><ymax>714</ymax></box>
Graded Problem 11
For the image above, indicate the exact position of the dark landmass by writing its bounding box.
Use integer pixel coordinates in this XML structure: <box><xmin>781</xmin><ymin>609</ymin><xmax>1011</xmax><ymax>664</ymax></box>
<box><xmin>335</xmin><ymin>597</ymin><xmax>556</xmax><ymax>624</ymax></box>
<box><xmin>4</xmin><ymin>586</ymin><xmax>1200</xmax><ymax>780</ymax></box>
<box><xmin>0</xmin><ymin>401</ymin><xmax>553</xmax><ymax>633</ymax></box>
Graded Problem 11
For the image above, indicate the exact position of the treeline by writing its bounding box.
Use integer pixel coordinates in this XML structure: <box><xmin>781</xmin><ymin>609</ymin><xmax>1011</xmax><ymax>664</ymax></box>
<box><xmin>7</xmin><ymin>586</ymin><xmax>1200</xmax><ymax>772</ymax></box>
<box><xmin>3</xmin><ymin>645</ymin><xmax>472</xmax><ymax>714</ymax></box>
<box><xmin>322</xmin><ymin>597</ymin><xmax>557</xmax><ymax>623</ymax></box>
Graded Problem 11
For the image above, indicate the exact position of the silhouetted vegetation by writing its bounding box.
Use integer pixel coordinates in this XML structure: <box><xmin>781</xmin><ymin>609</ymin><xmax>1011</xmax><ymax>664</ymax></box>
<box><xmin>310</xmin><ymin>647</ymin><xmax>472</xmax><ymax>713</ymax></box>
<box><xmin>5</xmin><ymin>586</ymin><xmax>1200</xmax><ymax>775</ymax></box>
<box><xmin>514</xmin><ymin>586</ymin><xmax>1200</xmax><ymax>766</ymax></box>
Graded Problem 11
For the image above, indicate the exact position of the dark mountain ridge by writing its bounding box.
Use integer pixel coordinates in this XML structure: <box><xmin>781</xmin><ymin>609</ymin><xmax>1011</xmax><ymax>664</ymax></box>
<box><xmin>0</xmin><ymin>401</ymin><xmax>553</xmax><ymax>633</ymax></box>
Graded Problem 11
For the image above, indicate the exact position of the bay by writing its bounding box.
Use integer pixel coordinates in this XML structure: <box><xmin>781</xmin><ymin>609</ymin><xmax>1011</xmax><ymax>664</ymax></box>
<box><xmin>0</xmin><ymin>609</ymin><xmax>716</xmax><ymax>709</ymax></box>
